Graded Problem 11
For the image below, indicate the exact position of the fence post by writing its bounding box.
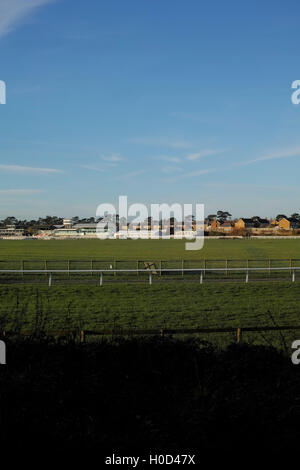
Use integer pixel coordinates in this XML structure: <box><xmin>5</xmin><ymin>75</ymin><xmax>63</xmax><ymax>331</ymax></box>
<box><xmin>48</xmin><ymin>272</ymin><xmax>52</xmax><ymax>287</ymax></box>
<box><xmin>100</xmin><ymin>272</ymin><xmax>103</xmax><ymax>286</ymax></box>
<box><xmin>200</xmin><ymin>271</ymin><xmax>203</xmax><ymax>284</ymax></box>
<box><xmin>236</xmin><ymin>327</ymin><xmax>242</xmax><ymax>343</ymax></box>
<box><xmin>292</xmin><ymin>270</ymin><xmax>295</xmax><ymax>283</ymax></box>
<box><xmin>80</xmin><ymin>330</ymin><xmax>85</xmax><ymax>343</ymax></box>
<box><xmin>149</xmin><ymin>272</ymin><xmax>152</xmax><ymax>285</ymax></box>
<box><xmin>246</xmin><ymin>271</ymin><xmax>249</xmax><ymax>283</ymax></box>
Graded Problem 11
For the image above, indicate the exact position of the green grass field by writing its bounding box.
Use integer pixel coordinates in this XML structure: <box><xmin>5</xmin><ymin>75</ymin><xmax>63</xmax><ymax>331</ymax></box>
<box><xmin>1</xmin><ymin>238</ymin><xmax>300</xmax><ymax>260</ymax></box>
<box><xmin>1</xmin><ymin>239</ymin><xmax>300</xmax><ymax>348</ymax></box>
<box><xmin>1</xmin><ymin>281</ymin><xmax>300</xmax><ymax>349</ymax></box>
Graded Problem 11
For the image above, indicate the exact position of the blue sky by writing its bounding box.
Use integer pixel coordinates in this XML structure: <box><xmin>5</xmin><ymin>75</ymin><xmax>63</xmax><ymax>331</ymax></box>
<box><xmin>1</xmin><ymin>0</ymin><xmax>300</xmax><ymax>219</ymax></box>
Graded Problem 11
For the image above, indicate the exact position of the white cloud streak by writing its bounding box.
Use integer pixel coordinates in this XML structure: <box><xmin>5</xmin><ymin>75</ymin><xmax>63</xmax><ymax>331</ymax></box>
<box><xmin>0</xmin><ymin>164</ymin><xmax>62</xmax><ymax>174</ymax></box>
<box><xmin>80</xmin><ymin>165</ymin><xmax>105</xmax><ymax>172</ymax></box>
<box><xmin>128</xmin><ymin>138</ymin><xmax>193</xmax><ymax>149</ymax></box>
<box><xmin>112</xmin><ymin>170</ymin><xmax>146</xmax><ymax>181</ymax></box>
<box><xmin>186</xmin><ymin>149</ymin><xmax>224</xmax><ymax>161</ymax></box>
<box><xmin>0</xmin><ymin>189</ymin><xmax>42</xmax><ymax>195</ymax></box>
<box><xmin>241</xmin><ymin>147</ymin><xmax>300</xmax><ymax>166</ymax></box>
<box><xmin>101</xmin><ymin>153</ymin><xmax>123</xmax><ymax>162</ymax></box>
<box><xmin>0</xmin><ymin>0</ymin><xmax>56</xmax><ymax>38</ymax></box>
<box><xmin>161</xmin><ymin>166</ymin><xmax>183</xmax><ymax>174</ymax></box>
<box><xmin>162</xmin><ymin>146</ymin><xmax>300</xmax><ymax>182</ymax></box>
<box><xmin>159</xmin><ymin>155</ymin><xmax>181</xmax><ymax>163</ymax></box>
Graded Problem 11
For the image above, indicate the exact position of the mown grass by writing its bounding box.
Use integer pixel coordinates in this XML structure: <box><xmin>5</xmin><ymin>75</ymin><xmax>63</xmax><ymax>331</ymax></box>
<box><xmin>1</xmin><ymin>238</ymin><xmax>300</xmax><ymax>260</ymax></box>
<box><xmin>1</xmin><ymin>281</ymin><xmax>300</xmax><ymax>349</ymax></box>
<box><xmin>2</xmin><ymin>239</ymin><xmax>300</xmax><ymax>348</ymax></box>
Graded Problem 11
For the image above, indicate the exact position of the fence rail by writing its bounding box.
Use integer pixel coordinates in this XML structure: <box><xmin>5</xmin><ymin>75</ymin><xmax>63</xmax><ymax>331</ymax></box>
<box><xmin>0</xmin><ymin>266</ymin><xmax>300</xmax><ymax>285</ymax></box>
<box><xmin>4</xmin><ymin>325</ymin><xmax>300</xmax><ymax>343</ymax></box>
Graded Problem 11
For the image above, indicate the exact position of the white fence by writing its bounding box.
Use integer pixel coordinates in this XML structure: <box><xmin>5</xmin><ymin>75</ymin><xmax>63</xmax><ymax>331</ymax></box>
<box><xmin>0</xmin><ymin>266</ymin><xmax>300</xmax><ymax>286</ymax></box>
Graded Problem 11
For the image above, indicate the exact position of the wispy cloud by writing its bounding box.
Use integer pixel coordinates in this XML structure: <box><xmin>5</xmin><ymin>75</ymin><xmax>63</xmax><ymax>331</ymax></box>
<box><xmin>161</xmin><ymin>166</ymin><xmax>183</xmax><ymax>174</ymax></box>
<box><xmin>204</xmin><ymin>182</ymin><xmax>300</xmax><ymax>192</ymax></box>
<box><xmin>0</xmin><ymin>164</ymin><xmax>62</xmax><ymax>174</ymax></box>
<box><xmin>79</xmin><ymin>164</ymin><xmax>105</xmax><ymax>172</ymax></box>
<box><xmin>128</xmin><ymin>137</ymin><xmax>193</xmax><ymax>149</ymax></box>
<box><xmin>184</xmin><ymin>168</ymin><xmax>216</xmax><ymax>177</ymax></box>
<box><xmin>240</xmin><ymin>147</ymin><xmax>300</xmax><ymax>166</ymax></box>
<box><xmin>159</xmin><ymin>155</ymin><xmax>181</xmax><ymax>163</ymax></box>
<box><xmin>186</xmin><ymin>149</ymin><xmax>224</xmax><ymax>161</ymax></box>
<box><xmin>112</xmin><ymin>170</ymin><xmax>146</xmax><ymax>181</ymax></box>
<box><xmin>161</xmin><ymin>167</ymin><xmax>218</xmax><ymax>183</ymax></box>
<box><xmin>101</xmin><ymin>153</ymin><xmax>124</xmax><ymax>162</ymax></box>
<box><xmin>0</xmin><ymin>189</ymin><xmax>42</xmax><ymax>195</ymax></box>
<box><xmin>0</xmin><ymin>0</ymin><xmax>55</xmax><ymax>38</ymax></box>
<box><xmin>161</xmin><ymin>145</ymin><xmax>300</xmax><ymax>183</ymax></box>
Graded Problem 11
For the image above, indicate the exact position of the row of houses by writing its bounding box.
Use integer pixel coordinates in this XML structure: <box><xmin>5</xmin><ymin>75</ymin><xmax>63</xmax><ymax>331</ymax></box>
<box><xmin>210</xmin><ymin>217</ymin><xmax>299</xmax><ymax>232</ymax></box>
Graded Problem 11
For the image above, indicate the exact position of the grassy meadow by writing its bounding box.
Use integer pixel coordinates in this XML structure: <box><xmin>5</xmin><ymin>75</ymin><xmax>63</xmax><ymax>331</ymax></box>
<box><xmin>1</xmin><ymin>238</ymin><xmax>300</xmax><ymax>347</ymax></box>
<box><xmin>1</xmin><ymin>238</ymin><xmax>300</xmax><ymax>260</ymax></box>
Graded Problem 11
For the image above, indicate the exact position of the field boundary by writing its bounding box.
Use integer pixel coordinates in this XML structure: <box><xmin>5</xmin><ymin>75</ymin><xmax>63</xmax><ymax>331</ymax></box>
<box><xmin>4</xmin><ymin>325</ymin><xmax>300</xmax><ymax>343</ymax></box>
<box><xmin>0</xmin><ymin>266</ymin><xmax>300</xmax><ymax>285</ymax></box>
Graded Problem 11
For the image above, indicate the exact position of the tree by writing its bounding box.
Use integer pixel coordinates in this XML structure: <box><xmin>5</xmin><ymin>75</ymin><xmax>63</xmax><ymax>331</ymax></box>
<box><xmin>276</xmin><ymin>214</ymin><xmax>287</xmax><ymax>221</ymax></box>
<box><xmin>217</xmin><ymin>211</ymin><xmax>232</xmax><ymax>223</ymax></box>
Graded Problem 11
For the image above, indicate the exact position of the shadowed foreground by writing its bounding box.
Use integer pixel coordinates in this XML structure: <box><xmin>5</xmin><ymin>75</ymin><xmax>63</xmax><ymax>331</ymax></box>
<box><xmin>1</xmin><ymin>337</ymin><xmax>300</xmax><ymax>456</ymax></box>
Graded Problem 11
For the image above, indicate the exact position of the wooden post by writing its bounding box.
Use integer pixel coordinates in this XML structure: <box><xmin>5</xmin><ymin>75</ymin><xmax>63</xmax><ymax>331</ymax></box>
<box><xmin>200</xmin><ymin>271</ymin><xmax>203</xmax><ymax>284</ymax></box>
<box><xmin>236</xmin><ymin>327</ymin><xmax>242</xmax><ymax>343</ymax></box>
<box><xmin>149</xmin><ymin>272</ymin><xmax>152</xmax><ymax>285</ymax></box>
<box><xmin>100</xmin><ymin>272</ymin><xmax>103</xmax><ymax>286</ymax></box>
<box><xmin>80</xmin><ymin>330</ymin><xmax>85</xmax><ymax>343</ymax></box>
<box><xmin>48</xmin><ymin>273</ymin><xmax>52</xmax><ymax>287</ymax></box>
<box><xmin>292</xmin><ymin>270</ymin><xmax>295</xmax><ymax>283</ymax></box>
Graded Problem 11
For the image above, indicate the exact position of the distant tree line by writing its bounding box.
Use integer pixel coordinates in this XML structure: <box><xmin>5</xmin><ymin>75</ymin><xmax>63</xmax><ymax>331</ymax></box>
<box><xmin>0</xmin><ymin>216</ymin><xmax>100</xmax><ymax>233</ymax></box>
<box><xmin>1</xmin><ymin>211</ymin><xmax>300</xmax><ymax>234</ymax></box>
